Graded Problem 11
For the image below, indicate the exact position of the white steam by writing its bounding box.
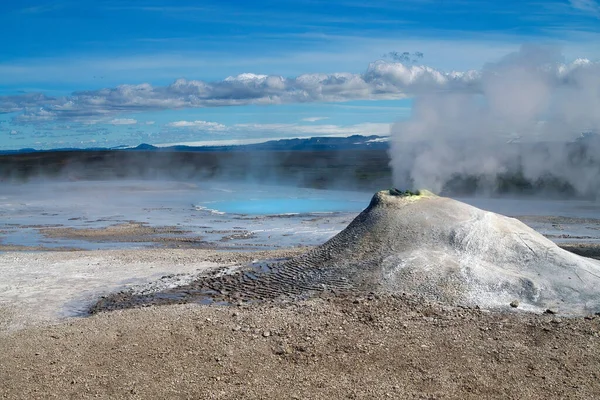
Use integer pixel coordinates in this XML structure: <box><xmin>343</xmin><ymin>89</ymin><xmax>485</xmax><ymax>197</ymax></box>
<box><xmin>390</xmin><ymin>45</ymin><xmax>600</xmax><ymax>197</ymax></box>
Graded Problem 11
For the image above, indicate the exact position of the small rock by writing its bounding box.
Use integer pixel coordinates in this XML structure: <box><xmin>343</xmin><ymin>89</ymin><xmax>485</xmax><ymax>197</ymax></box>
<box><xmin>262</xmin><ymin>331</ymin><xmax>271</xmax><ymax>338</ymax></box>
<box><xmin>544</xmin><ymin>309</ymin><xmax>557</xmax><ymax>315</ymax></box>
<box><xmin>232</xmin><ymin>325</ymin><xmax>241</xmax><ymax>332</ymax></box>
<box><xmin>510</xmin><ymin>300</ymin><xmax>519</xmax><ymax>308</ymax></box>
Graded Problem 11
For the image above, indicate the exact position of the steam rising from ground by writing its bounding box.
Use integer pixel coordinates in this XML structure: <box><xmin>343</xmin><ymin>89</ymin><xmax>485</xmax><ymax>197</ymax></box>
<box><xmin>390</xmin><ymin>45</ymin><xmax>600</xmax><ymax>197</ymax></box>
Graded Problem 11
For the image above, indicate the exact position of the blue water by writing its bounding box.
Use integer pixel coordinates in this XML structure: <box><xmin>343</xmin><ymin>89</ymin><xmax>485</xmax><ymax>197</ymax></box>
<box><xmin>204</xmin><ymin>198</ymin><xmax>366</xmax><ymax>215</ymax></box>
<box><xmin>0</xmin><ymin>180</ymin><xmax>371</xmax><ymax>250</ymax></box>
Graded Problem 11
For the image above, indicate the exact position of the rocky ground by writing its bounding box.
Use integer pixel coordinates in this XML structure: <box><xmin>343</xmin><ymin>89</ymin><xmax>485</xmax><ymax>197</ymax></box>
<box><xmin>1</xmin><ymin>294</ymin><xmax>599</xmax><ymax>399</ymax></box>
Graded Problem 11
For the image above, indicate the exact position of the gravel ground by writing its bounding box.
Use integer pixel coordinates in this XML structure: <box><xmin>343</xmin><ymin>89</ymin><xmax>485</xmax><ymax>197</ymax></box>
<box><xmin>1</xmin><ymin>294</ymin><xmax>599</xmax><ymax>399</ymax></box>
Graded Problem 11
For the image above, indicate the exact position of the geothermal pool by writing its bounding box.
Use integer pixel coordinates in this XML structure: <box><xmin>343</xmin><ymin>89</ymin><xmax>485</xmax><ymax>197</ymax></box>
<box><xmin>0</xmin><ymin>180</ymin><xmax>371</xmax><ymax>251</ymax></box>
<box><xmin>1</xmin><ymin>179</ymin><xmax>600</xmax><ymax>251</ymax></box>
<box><xmin>200</xmin><ymin>198</ymin><xmax>366</xmax><ymax>215</ymax></box>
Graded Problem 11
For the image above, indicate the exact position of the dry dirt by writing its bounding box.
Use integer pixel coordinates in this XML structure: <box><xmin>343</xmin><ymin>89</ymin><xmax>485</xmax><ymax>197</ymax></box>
<box><xmin>1</xmin><ymin>294</ymin><xmax>599</xmax><ymax>400</ymax></box>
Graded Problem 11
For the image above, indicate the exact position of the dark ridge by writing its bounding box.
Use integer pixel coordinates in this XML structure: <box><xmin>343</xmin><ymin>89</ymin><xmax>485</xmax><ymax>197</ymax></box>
<box><xmin>2</xmin><ymin>135</ymin><xmax>599</xmax><ymax>198</ymax></box>
<box><xmin>0</xmin><ymin>148</ymin><xmax>392</xmax><ymax>191</ymax></box>
<box><xmin>0</xmin><ymin>135</ymin><xmax>388</xmax><ymax>155</ymax></box>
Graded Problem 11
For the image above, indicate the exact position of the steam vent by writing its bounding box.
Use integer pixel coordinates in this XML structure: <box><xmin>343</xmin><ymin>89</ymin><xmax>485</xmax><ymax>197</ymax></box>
<box><xmin>92</xmin><ymin>189</ymin><xmax>600</xmax><ymax>315</ymax></box>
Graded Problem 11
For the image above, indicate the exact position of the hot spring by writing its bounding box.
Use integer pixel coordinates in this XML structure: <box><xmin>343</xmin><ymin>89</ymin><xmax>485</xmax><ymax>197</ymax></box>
<box><xmin>0</xmin><ymin>180</ymin><xmax>372</xmax><ymax>250</ymax></box>
<box><xmin>198</xmin><ymin>197</ymin><xmax>366</xmax><ymax>215</ymax></box>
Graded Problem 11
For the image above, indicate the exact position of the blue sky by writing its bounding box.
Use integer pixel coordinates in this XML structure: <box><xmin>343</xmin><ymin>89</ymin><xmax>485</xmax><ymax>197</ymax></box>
<box><xmin>1</xmin><ymin>0</ymin><xmax>599</xmax><ymax>150</ymax></box>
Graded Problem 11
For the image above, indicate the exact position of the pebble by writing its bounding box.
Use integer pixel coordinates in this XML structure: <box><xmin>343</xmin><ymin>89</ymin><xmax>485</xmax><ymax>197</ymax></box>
<box><xmin>510</xmin><ymin>300</ymin><xmax>519</xmax><ymax>308</ymax></box>
<box><xmin>262</xmin><ymin>331</ymin><xmax>271</xmax><ymax>338</ymax></box>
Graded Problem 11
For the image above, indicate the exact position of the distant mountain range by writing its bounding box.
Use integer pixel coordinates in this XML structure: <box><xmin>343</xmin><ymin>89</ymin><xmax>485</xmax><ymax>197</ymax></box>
<box><xmin>3</xmin><ymin>131</ymin><xmax>598</xmax><ymax>156</ymax></box>
<box><xmin>0</xmin><ymin>135</ymin><xmax>390</xmax><ymax>155</ymax></box>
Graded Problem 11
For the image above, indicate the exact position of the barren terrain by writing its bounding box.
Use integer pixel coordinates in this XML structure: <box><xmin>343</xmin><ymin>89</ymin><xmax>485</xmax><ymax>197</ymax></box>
<box><xmin>1</xmin><ymin>294</ymin><xmax>599</xmax><ymax>399</ymax></box>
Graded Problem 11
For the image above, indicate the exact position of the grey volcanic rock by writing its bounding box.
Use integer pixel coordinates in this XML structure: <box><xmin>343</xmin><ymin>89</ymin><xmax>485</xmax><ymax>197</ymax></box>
<box><xmin>298</xmin><ymin>190</ymin><xmax>600</xmax><ymax>314</ymax></box>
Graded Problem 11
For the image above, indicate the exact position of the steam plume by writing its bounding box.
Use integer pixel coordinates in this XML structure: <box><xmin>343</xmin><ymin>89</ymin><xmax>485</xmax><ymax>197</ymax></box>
<box><xmin>389</xmin><ymin>45</ymin><xmax>600</xmax><ymax>198</ymax></box>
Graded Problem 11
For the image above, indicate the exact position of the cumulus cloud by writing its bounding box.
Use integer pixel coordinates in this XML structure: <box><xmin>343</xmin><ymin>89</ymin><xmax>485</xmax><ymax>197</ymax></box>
<box><xmin>0</xmin><ymin>94</ymin><xmax>61</xmax><ymax>114</ymax></box>
<box><xmin>13</xmin><ymin>108</ymin><xmax>57</xmax><ymax>123</ymax></box>
<box><xmin>2</xmin><ymin>61</ymin><xmax>481</xmax><ymax>123</ymax></box>
<box><xmin>110</xmin><ymin>118</ymin><xmax>138</xmax><ymax>125</ymax></box>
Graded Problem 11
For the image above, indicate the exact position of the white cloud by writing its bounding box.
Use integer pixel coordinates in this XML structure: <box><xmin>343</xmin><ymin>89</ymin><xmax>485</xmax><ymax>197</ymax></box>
<box><xmin>166</xmin><ymin>120</ymin><xmax>227</xmax><ymax>130</ymax></box>
<box><xmin>161</xmin><ymin>120</ymin><xmax>389</xmax><ymax>137</ymax></box>
<box><xmin>569</xmin><ymin>0</ymin><xmax>600</xmax><ymax>17</ymax></box>
<box><xmin>145</xmin><ymin>121</ymin><xmax>156</xmax><ymax>125</ymax></box>
<box><xmin>233</xmin><ymin>122</ymin><xmax>390</xmax><ymax>136</ymax></box>
<box><xmin>110</xmin><ymin>118</ymin><xmax>138</xmax><ymax>125</ymax></box>
<box><xmin>1</xmin><ymin>60</ymin><xmax>479</xmax><ymax>123</ymax></box>
<box><xmin>2</xmin><ymin>51</ymin><xmax>600</xmax><ymax>128</ymax></box>
<box><xmin>14</xmin><ymin>108</ymin><xmax>56</xmax><ymax>123</ymax></box>
<box><xmin>301</xmin><ymin>117</ymin><xmax>329</xmax><ymax>122</ymax></box>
